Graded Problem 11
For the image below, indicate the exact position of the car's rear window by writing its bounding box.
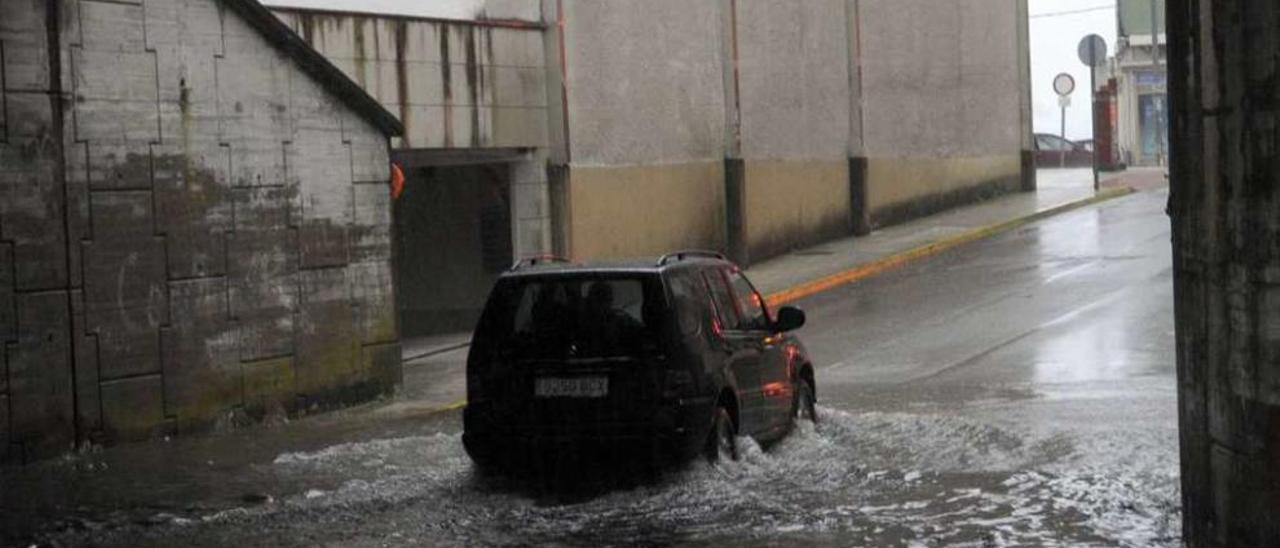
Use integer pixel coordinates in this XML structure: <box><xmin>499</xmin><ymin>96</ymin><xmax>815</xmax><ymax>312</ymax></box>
<box><xmin>478</xmin><ymin>274</ymin><xmax>666</xmax><ymax>359</ymax></box>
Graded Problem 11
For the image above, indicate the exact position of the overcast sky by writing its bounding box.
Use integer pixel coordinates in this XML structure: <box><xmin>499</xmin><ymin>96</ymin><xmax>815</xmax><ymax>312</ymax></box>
<box><xmin>265</xmin><ymin>0</ymin><xmax>1114</xmax><ymax>141</ymax></box>
<box><xmin>1028</xmin><ymin>1</ymin><xmax>1117</xmax><ymax>140</ymax></box>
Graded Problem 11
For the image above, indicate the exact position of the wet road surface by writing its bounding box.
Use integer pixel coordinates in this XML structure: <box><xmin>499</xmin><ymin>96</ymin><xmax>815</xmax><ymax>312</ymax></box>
<box><xmin>10</xmin><ymin>189</ymin><xmax>1178</xmax><ymax>546</ymax></box>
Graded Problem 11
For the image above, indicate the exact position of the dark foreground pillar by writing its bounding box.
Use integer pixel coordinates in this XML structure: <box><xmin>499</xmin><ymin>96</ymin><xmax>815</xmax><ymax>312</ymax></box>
<box><xmin>1169</xmin><ymin>1</ymin><xmax>1280</xmax><ymax>545</ymax></box>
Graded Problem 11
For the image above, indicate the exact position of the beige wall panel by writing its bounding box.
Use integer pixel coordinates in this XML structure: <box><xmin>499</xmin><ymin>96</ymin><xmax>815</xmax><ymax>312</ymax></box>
<box><xmin>865</xmin><ymin>155</ymin><xmax>1021</xmax><ymax>218</ymax></box>
<box><xmin>567</xmin><ymin>162</ymin><xmax>726</xmax><ymax>259</ymax></box>
<box><xmin>743</xmin><ymin>160</ymin><xmax>850</xmax><ymax>260</ymax></box>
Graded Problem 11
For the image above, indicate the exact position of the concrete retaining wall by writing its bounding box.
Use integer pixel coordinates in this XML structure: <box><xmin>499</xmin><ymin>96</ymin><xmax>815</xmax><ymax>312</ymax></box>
<box><xmin>741</xmin><ymin>160</ymin><xmax>850</xmax><ymax>262</ymax></box>
<box><xmin>272</xmin><ymin>8</ymin><xmax>548</xmax><ymax>150</ymax></box>
<box><xmin>856</xmin><ymin>0</ymin><xmax>1029</xmax><ymax>230</ymax></box>
<box><xmin>564</xmin><ymin>162</ymin><xmax>726</xmax><ymax>259</ymax></box>
<box><xmin>273</xmin><ymin>0</ymin><xmax>1031</xmax><ymax>266</ymax></box>
<box><xmin>1</xmin><ymin>0</ymin><xmax>398</xmax><ymax>461</ymax></box>
<box><xmin>555</xmin><ymin>0</ymin><xmax>728</xmax><ymax>258</ymax></box>
<box><xmin>551</xmin><ymin>0</ymin><xmax>1028</xmax><ymax>263</ymax></box>
<box><xmin>272</xmin><ymin>7</ymin><xmax>554</xmax><ymax>260</ymax></box>
<box><xmin>864</xmin><ymin>155</ymin><xmax>1022</xmax><ymax>227</ymax></box>
<box><xmin>733</xmin><ymin>0</ymin><xmax>852</xmax><ymax>262</ymax></box>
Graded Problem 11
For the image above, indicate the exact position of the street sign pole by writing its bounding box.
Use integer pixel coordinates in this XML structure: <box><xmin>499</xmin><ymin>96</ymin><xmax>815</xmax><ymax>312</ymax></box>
<box><xmin>1060</xmin><ymin>102</ymin><xmax>1067</xmax><ymax>169</ymax></box>
<box><xmin>1078</xmin><ymin>34</ymin><xmax>1108</xmax><ymax>191</ymax></box>
<box><xmin>1052</xmin><ymin>72</ymin><xmax>1076</xmax><ymax>171</ymax></box>
<box><xmin>1089</xmin><ymin>39</ymin><xmax>1098</xmax><ymax>191</ymax></box>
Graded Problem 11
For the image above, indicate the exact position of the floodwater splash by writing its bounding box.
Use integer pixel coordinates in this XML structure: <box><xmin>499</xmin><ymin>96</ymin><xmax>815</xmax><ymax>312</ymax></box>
<box><xmin>49</xmin><ymin>407</ymin><xmax>1180</xmax><ymax>546</ymax></box>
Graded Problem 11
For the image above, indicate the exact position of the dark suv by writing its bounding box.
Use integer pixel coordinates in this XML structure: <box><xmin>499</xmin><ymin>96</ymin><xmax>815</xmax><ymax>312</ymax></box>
<box><xmin>462</xmin><ymin>251</ymin><xmax>817</xmax><ymax>473</ymax></box>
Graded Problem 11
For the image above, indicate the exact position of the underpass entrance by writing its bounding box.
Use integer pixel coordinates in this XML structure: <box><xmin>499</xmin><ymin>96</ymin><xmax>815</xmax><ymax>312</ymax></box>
<box><xmin>393</xmin><ymin>150</ymin><xmax>519</xmax><ymax>339</ymax></box>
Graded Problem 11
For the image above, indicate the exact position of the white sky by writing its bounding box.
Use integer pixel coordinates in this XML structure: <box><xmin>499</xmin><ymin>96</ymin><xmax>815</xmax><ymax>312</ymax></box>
<box><xmin>1028</xmin><ymin>1</ymin><xmax>1117</xmax><ymax>140</ymax></box>
<box><xmin>265</xmin><ymin>0</ymin><xmax>1113</xmax><ymax>141</ymax></box>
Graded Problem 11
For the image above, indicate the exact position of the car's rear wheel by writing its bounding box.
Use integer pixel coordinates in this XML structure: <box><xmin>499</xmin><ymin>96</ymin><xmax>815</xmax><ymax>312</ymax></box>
<box><xmin>704</xmin><ymin>406</ymin><xmax>738</xmax><ymax>463</ymax></box>
<box><xmin>793</xmin><ymin>379</ymin><xmax>817</xmax><ymax>424</ymax></box>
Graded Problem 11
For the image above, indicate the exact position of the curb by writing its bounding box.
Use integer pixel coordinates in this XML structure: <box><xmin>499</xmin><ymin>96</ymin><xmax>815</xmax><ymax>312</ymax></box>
<box><xmin>373</xmin><ymin>398</ymin><xmax>468</xmax><ymax>418</ymax></box>
<box><xmin>401</xmin><ymin>341</ymin><xmax>471</xmax><ymax>363</ymax></box>
<box><xmin>764</xmin><ymin>186</ymin><xmax>1137</xmax><ymax>307</ymax></box>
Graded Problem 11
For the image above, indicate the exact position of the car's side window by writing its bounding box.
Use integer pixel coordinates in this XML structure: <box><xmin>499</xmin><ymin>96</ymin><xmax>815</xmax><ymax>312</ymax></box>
<box><xmin>667</xmin><ymin>270</ymin><xmax>710</xmax><ymax>337</ymax></box>
<box><xmin>726</xmin><ymin>270</ymin><xmax>769</xmax><ymax>331</ymax></box>
<box><xmin>701</xmin><ymin>269</ymin><xmax>739</xmax><ymax>332</ymax></box>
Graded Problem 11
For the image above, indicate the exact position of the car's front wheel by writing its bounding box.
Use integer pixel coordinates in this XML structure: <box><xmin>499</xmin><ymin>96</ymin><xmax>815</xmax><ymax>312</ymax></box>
<box><xmin>704</xmin><ymin>406</ymin><xmax>738</xmax><ymax>463</ymax></box>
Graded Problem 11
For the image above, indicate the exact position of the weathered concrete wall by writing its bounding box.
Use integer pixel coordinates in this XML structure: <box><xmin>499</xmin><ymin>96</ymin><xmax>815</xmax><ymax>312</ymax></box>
<box><xmin>271</xmin><ymin>8</ymin><xmax>554</xmax><ymax>260</ymax></box>
<box><xmin>272</xmin><ymin>8</ymin><xmax>548</xmax><ymax>150</ymax></box>
<box><xmin>1168</xmin><ymin>1</ymin><xmax>1280</xmax><ymax>545</ymax></box>
<box><xmin>560</xmin><ymin>0</ymin><xmax>724</xmax><ymax>166</ymax></box>
<box><xmin>856</xmin><ymin>0</ymin><xmax>1028</xmax><ymax>229</ymax></box>
<box><xmin>0</xmin><ymin>0</ymin><xmax>76</xmax><ymax>459</ymax></box>
<box><xmin>740</xmin><ymin>160</ymin><xmax>849</xmax><ymax>261</ymax></box>
<box><xmin>1</xmin><ymin>0</ymin><xmax>398</xmax><ymax>461</ymax></box>
<box><xmin>865</xmin><ymin>155</ymin><xmax>1023</xmax><ymax>227</ymax></box>
<box><xmin>549</xmin><ymin>0</ymin><xmax>1028</xmax><ymax>262</ymax></box>
<box><xmin>554</xmin><ymin>0</ymin><xmax>728</xmax><ymax>258</ymax></box>
<box><xmin>733</xmin><ymin>0</ymin><xmax>851</xmax><ymax>262</ymax></box>
<box><xmin>564</xmin><ymin>162</ymin><xmax>726</xmax><ymax>259</ymax></box>
<box><xmin>272</xmin><ymin>0</ymin><xmax>1030</xmax><ymax>265</ymax></box>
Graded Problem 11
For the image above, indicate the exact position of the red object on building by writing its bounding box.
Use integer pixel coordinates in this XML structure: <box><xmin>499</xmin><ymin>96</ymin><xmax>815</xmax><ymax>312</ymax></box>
<box><xmin>1093</xmin><ymin>78</ymin><xmax>1120</xmax><ymax>170</ymax></box>
<box><xmin>390</xmin><ymin>162</ymin><xmax>405</xmax><ymax>200</ymax></box>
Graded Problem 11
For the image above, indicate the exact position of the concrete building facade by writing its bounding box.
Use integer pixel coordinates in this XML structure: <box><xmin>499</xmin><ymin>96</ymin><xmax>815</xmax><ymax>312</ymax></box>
<box><xmin>270</xmin><ymin>6</ymin><xmax>552</xmax><ymax>336</ymax></box>
<box><xmin>856</xmin><ymin>0</ymin><xmax>1033</xmax><ymax>230</ymax></box>
<box><xmin>1113</xmin><ymin>0</ymin><xmax>1167</xmax><ymax>167</ymax></box>
<box><xmin>0</xmin><ymin>0</ymin><xmax>402</xmax><ymax>461</ymax></box>
<box><xmin>550</xmin><ymin>0</ymin><xmax>1035</xmax><ymax>265</ymax></box>
<box><xmin>272</xmin><ymin>0</ymin><xmax>1033</xmax><ymax>270</ymax></box>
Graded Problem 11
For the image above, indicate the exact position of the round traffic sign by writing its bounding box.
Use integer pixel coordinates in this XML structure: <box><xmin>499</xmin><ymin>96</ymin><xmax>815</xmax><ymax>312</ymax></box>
<box><xmin>1053</xmin><ymin>73</ymin><xmax>1076</xmax><ymax>97</ymax></box>
<box><xmin>1078</xmin><ymin>34</ymin><xmax>1108</xmax><ymax>67</ymax></box>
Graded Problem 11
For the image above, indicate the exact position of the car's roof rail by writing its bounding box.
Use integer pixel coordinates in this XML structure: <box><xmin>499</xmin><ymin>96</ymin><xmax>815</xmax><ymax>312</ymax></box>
<box><xmin>509</xmin><ymin>254</ymin><xmax>571</xmax><ymax>271</ymax></box>
<box><xmin>657</xmin><ymin>249</ymin><xmax>727</xmax><ymax>266</ymax></box>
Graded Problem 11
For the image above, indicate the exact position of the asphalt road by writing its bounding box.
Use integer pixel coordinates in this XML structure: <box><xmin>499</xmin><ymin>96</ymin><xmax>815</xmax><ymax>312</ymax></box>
<box><xmin>23</xmin><ymin>188</ymin><xmax>1179</xmax><ymax>547</ymax></box>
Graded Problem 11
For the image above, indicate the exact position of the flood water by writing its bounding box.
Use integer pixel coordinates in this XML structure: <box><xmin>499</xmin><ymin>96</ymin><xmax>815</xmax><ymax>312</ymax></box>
<box><xmin>38</xmin><ymin>398</ymin><xmax>1178</xmax><ymax>547</ymax></box>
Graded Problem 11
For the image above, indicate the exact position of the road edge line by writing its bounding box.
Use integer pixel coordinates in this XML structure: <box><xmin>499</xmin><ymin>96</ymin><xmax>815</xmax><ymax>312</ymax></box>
<box><xmin>765</xmin><ymin>186</ymin><xmax>1137</xmax><ymax>307</ymax></box>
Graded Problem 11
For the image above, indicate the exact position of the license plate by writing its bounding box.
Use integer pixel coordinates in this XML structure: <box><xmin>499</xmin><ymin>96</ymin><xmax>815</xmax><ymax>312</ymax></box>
<box><xmin>535</xmin><ymin>377</ymin><xmax>608</xmax><ymax>398</ymax></box>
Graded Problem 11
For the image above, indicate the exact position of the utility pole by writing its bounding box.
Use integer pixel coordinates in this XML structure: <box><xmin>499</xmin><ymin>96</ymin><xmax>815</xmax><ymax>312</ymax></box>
<box><xmin>1089</xmin><ymin>39</ymin><xmax>1099</xmax><ymax>191</ymax></box>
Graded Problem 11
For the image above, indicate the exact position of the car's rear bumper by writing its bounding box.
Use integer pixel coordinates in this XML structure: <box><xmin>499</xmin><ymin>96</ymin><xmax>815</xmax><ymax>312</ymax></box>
<box><xmin>462</xmin><ymin>400</ymin><xmax>713</xmax><ymax>472</ymax></box>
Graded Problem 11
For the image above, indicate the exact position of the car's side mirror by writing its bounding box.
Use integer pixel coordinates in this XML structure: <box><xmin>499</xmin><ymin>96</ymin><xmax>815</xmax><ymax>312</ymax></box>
<box><xmin>773</xmin><ymin>306</ymin><xmax>806</xmax><ymax>332</ymax></box>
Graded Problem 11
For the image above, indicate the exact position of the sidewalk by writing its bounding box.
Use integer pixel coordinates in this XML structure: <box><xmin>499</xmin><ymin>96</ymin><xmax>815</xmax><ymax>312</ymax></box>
<box><xmin>1100</xmin><ymin>166</ymin><xmax>1168</xmax><ymax>192</ymax></box>
<box><xmin>400</xmin><ymin>331</ymin><xmax>471</xmax><ymax>362</ymax></box>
